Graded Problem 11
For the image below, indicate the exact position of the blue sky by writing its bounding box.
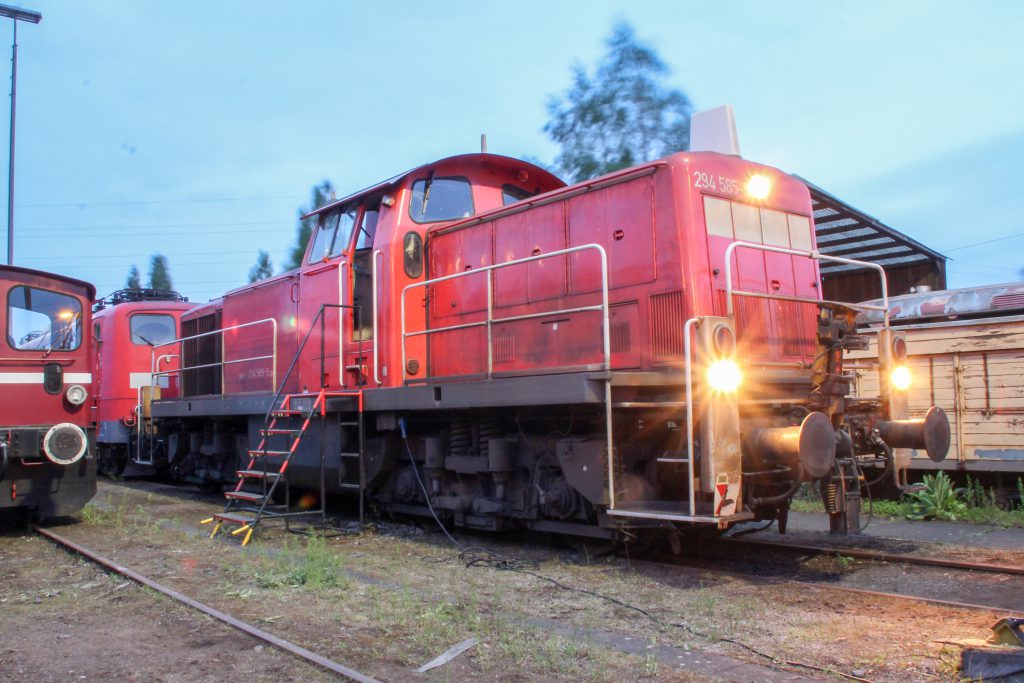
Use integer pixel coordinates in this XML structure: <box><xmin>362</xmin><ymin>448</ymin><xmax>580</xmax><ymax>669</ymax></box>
<box><xmin>6</xmin><ymin>0</ymin><xmax>1023</xmax><ymax>301</ymax></box>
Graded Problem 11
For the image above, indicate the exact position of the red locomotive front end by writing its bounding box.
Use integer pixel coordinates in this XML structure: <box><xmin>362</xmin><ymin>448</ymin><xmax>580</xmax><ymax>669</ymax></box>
<box><xmin>92</xmin><ymin>289</ymin><xmax>193</xmax><ymax>475</ymax></box>
<box><xmin>0</xmin><ymin>265</ymin><xmax>97</xmax><ymax>519</ymax></box>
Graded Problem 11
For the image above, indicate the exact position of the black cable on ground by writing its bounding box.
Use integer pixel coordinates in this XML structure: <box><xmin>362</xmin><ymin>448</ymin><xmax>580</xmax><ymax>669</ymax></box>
<box><xmin>397</xmin><ymin>418</ymin><xmax>871</xmax><ymax>683</ymax></box>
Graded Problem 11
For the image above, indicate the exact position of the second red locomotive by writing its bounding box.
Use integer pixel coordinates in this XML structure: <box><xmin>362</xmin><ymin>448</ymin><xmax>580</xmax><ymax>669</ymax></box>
<box><xmin>92</xmin><ymin>288</ymin><xmax>192</xmax><ymax>476</ymax></box>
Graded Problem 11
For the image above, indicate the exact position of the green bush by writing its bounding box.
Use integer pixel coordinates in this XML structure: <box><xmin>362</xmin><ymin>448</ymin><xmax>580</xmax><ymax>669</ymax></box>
<box><xmin>905</xmin><ymin>472</ymin><xmax>966</xmax><ymax>521</ymax></box>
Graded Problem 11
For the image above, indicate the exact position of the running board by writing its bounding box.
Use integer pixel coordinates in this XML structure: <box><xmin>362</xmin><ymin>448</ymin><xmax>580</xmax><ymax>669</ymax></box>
<box><xmin>607</xmin><ymin>508</ymin><xmax>754</xmax><ymax>524</ymax></box>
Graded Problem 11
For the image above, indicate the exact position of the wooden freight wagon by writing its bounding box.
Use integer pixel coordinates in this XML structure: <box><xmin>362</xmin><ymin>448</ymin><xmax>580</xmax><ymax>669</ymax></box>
<box><xmin>853</xmin><ymin>282</ymin><xmax>1024</xmax><ymax>474</ymax></box>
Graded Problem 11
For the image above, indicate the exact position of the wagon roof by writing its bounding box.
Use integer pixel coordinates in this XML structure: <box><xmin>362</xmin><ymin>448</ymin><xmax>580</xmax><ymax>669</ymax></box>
<box><xmin>859</xmin><ymin>281</ymin><xmax>1024</xmax><ymax>324</ymax></box>
<box><xmin>0</xmin><ymin>264</ymin><xmax>96</xmax><ymax>300</ymax></box>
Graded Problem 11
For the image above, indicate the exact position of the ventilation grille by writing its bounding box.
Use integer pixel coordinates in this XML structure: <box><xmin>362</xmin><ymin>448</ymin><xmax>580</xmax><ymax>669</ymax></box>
<box><xmin>650</xmin><ymin>291</ymin><xmax>685</xmax><ymax>357</ymax></box>
<box><xmin>493</xmin><ymin>334</ymin><xmax>515</xmax><ymax>363</ymax></box>
<box><xmin>182</xmin><ymin>312</ymin><xmax>222</xmax><ymax>396</ymax></box>
<box><xmin>777</xmin><ymin>300</ymin><xmax>816</xmax><ymax>358</ymax></box>
<box><xmin>992</xmin><ymin>293</ymin><xmax>1024</xmax><ymax>310</ymax></box>
<box><xmin>611</xmin><ymin>321</ymin><xmax>631</xmax><ymax>353</ymax></box>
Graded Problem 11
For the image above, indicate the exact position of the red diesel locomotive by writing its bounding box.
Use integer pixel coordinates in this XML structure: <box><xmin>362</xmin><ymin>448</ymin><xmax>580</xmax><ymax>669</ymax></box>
<box><xmin>1</xmin><ymin>265</ymin><xmax>97</xmax><ymax>519</ymax></box>
<box><xmin>92</xmin><ymin>288</ymin><xmax>192</xmax><ymax>476</ymax></box>
<box><xmin>140</xmin><ymin>151</ymin><xmax>950</xmax><ymax>542</ymax></box>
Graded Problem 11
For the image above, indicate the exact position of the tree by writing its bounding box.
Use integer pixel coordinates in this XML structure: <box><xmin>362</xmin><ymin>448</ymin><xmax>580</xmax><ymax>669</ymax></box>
<box><xmin>544</xmin><ymin>21</ymin><xmax>693</xmax><ymax>183</ymax></box>
<box><xmin>125</xmin><ymin>265</ymin><xmax>142</xmax><ymax>290</ymax></box>
<box><xmin>285</xmin><ymin>180</ymin><xmax>334</xmax><ymax>270</ymax></box>
<box><xmin>148</xmin><ymin>253</ymin><xmax>173</xmax><ymax>291</ymax></box>
<box><xmin>248</xmin><ymin>250</ymin><xmax>274</xmax><ymax>283</ymax></box>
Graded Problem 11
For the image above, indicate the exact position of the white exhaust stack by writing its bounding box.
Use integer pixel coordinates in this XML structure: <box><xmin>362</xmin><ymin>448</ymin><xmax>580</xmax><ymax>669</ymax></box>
<box><xmin>689</xmin><ymin>105</ymin><xmax>741</xmax><ymax>156</ymax></box>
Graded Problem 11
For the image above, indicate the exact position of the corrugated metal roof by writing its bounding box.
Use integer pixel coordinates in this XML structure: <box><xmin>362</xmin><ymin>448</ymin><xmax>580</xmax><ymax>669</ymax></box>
<box><xmin>859</xmin><ymin>281</ymin><xmax>1024</xmax><ymax>324</ymax></box>
<box><xmin>794</xmin><ymin>176</ymin><xmax>947</xmax><ymax>274</ymax></box>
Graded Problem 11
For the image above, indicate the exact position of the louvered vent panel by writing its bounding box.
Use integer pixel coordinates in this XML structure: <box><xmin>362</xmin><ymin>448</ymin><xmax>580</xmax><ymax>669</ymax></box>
<box><xmin>611</xmin><ymin>321</ymin><xmax>631</xmax><ymax>353</ymax></box>
<box><xmin>992</xmin><ymin>293</ymin><xmax>1024</xmax><ymax>310</ymax></box>
<box><xmin>778</xmin><ymin>300</ymin><xmax>816</xmax><ymax>358</ymax></box>
<box><xmin>650</xmin><ymin>291</ymin><xmax>685</xmax><ymax>357</ymax></box>
<box><xmin>493</xmin><ymin>334</ymin><xmax>515</xmax><ymax>363</ymax></box>
<box><xmin>735</xmin><ymin>296</ymin><xmax>771</xmax><ymax>357</ymax></box>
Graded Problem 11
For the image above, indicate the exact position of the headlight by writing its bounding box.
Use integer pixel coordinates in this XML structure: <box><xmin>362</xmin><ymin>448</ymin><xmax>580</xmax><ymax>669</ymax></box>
<box><xmin>707</xmin><ymin>359</ymin><xmax>742</xmax><ymax>393</ymax></box>
<box><xmin>890</xmin><ymin>366</ymin><xmax>912</xmax><ymax>391</ymax></box>
<box><xmin>65</xmin><ymin>384</ymin><xmax>88</xmax><ymax>406</ymax></box>
<box><xmin>746</xmin><ymin>174</ymin><xmax>771</xmax><ymax>200</ymax></box>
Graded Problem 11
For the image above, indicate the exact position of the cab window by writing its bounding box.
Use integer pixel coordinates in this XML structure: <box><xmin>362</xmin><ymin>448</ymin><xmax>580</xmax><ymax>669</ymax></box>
<box><xmin>6</xmin><ymin>286</ymin><xmax>82</xmax><ymax>351</ymax></box>
<box><xmin>354</xmin><ymin>206</ymin><xmax>379</xmax><ymax>251</ymax></box>
<box><xmin>501</xmin><ymin>184</ymin><xmax>534</xmax><ymax>205</ymax></box>
<box><xmin>307</xmin><ymin>206</ymin><xmax>357</xmax><ymax>263</ymax></box>
<box><xmin>130</xmin><ymin>314</ymin><xmax>177</xmax><ymax>346</ymax></box>
<box><xmin>409</xmin><ymin>175</ymin><xmax>474</xmax><ymax>223</ymax></box>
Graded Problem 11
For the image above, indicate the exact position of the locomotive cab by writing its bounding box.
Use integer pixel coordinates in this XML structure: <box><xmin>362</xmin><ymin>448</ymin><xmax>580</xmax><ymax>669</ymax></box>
<box><xmin>0</xmin><ymin>265</ymin><xmax>97</xmax><ymax>519</ymax></box>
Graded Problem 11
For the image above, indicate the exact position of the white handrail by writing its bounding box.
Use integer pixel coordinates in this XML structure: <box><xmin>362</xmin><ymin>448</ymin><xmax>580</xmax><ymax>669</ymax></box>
<box><xmin>682</xmin><ymin>316</ymin><xmax>700</xmax><ymax>517</ymax></box>
<box><xmin>400</xmin><ymin>243</ymin><xmax>610</xmax><ymax>381</ymax></box>
<box><xmin>372</xmin><ymin>249</ymin><xmax>383</xmax><ymax>385</ymax></box>
<box><xmin>722</xmin><ymin>241</ymin><xmax>890</xmax><ymax>328</ymax></box>
<box><xmin>149</xmin><ymin>317</ymin><xmax>279</xmax><ymax>393</ymax></box>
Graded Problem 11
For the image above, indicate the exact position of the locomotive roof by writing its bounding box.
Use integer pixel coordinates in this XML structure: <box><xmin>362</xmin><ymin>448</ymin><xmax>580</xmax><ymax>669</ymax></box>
<box><xmin>0</xmin><ymin>264</ymin><xmax>96</xmax><ymax>300</ymax></box>
<box><xmin>859</xmin><ymin>281</ymin><xmax>1024</xmax><ymax>325</ymax></box>
<box><xmin>301</xmin><ymin>153</ymin><xmax>565</xmax><ymax>220</ymax></box>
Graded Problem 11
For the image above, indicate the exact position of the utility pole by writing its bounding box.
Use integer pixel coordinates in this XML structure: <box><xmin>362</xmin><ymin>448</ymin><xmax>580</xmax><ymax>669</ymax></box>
<box><xmin>0</xmin><ymin>4</ymin><xmax>42</xmax><ymax>266</ymax></box>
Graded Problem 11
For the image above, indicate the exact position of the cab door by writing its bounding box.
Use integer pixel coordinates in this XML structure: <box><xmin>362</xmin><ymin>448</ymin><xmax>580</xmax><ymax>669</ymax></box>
<box><xmin>343</xmin><ymin>203</ymin><xmax>380</xmax><ymax>387</ymax></box>
<box><xmin>298</xmin><ymin>206</ymin><xmax>356</xmax><ymax>390</ymax></box>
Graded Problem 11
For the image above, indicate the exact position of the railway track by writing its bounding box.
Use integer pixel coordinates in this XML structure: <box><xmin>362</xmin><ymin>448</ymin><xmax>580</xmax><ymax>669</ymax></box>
<box><xmin>32</xmin><ymin>525</ymin><xmax>380</xmax><ymax>683</ymax></box>
<box><xmin>664</xmin><ymin>535</ymin><xmax>1024</xmax><ymax>614</ymax></box>
<box><xmin>725</xmin><ymin>537</ymin><xmax>1024</xmax><ymax>577</ymax></box>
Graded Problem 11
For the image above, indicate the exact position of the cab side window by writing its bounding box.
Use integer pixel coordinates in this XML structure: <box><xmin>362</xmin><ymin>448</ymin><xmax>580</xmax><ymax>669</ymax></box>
<box><xmin>6</xmin><ymin>286</ymin><xmax>82</xmax><ymax>351</ymax></box>
<box><xmin>307</xmin><ymin>206</ymin><xmax>357</xmax><ymax>264</ymax></box>
<box><xmin>351</xmin><ymin>201</ymin><xmax>382</xmax><ymax>341</ymax></box>
<box><xmin>408</xmin><ymin>175</ymin><xmax>474</xmax><ymax>223</ymax></box>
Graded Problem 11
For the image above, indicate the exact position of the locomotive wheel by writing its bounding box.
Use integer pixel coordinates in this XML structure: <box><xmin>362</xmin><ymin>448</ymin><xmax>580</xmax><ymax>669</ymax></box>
<box><xmin>96</xmin><ymin>446</ymin><xmax>127</xmax><ymax>478</ymax></box>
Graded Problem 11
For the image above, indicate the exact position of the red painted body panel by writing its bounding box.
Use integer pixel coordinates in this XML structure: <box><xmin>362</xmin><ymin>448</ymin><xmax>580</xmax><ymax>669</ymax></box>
<box><xmin>175</xmin><ymin>151</ymin><xmax>816</xmax><ymax>398</ymax></box>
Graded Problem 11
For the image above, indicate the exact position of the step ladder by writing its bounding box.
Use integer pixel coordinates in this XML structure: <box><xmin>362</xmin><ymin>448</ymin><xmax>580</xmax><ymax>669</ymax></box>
<box><xmin>201</xmin><ymin>389</ymin><xmax>364</xmax><ymax>545</ymax></box>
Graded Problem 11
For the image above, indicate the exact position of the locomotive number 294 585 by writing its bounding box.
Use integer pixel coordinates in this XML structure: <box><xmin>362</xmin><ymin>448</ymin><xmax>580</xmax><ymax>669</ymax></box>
<box><xmin>692</xmin><ymin>171</ymin><xmax>740</xmax><ymax>197</ymax></box>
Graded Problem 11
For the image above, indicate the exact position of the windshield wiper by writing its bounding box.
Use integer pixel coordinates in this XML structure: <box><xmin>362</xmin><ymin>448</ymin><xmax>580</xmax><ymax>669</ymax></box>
<box><xmin>135</xmin><ymin>332</ymin><xmax>156</xmax><ymax>347</ymax></box>
<box><xmin>43</xmin><ymin>312</ymin><xmax>79</xmax><ymax>358</ymax></box>
<box><xmin>420</xmin><ymin>170</ymin><xmax>435</xmax><ymax>217</ymax></box>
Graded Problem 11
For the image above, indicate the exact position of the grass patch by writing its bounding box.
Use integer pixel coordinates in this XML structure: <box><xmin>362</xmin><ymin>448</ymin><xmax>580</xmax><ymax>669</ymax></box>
<box><xmin>253</xmin><ymin>534</ymin><xmax>351</xmax><ymax>590</ymax></box>
<box><xmin>793</xmin><ymin>476</ymin><xmax>1024</xmax><ymax>527</ymax></box>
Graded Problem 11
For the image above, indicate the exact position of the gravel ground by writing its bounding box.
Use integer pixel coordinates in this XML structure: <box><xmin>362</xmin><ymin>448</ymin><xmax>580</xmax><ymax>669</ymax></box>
<box><xmin>3</xmin><ymin>479</ymin><xmax>1019</xmax><ymax>682</ymax></box>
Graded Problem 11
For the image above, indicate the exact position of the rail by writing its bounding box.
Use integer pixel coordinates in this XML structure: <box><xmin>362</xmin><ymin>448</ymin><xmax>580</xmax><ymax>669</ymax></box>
<box><xmin>722</xmin><ymin>241</ymin><xmax>891</xmax><ymax>328</ymax></box>
<box><xmin>399</xmin><ymin>243</ymin><xmax>610</xmax><ymax>382</ymax></box>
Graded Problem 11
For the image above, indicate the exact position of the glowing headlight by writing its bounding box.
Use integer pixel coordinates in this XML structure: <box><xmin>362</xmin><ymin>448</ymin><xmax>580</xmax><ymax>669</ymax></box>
<box><xmin>746</xmin><ymin>174</ymin><xmax>772</xmax><ymax>200</ymax></box>
<box><xmin>890</xmin><ymin>366</ymin><xmax>912</xmax><ymax>392</ymax></box>
<box><xmin>65</xmin><ymin>384</ymin><xmax>88</xmax><ymax>406</ymax></box>
<box><xmin>707</xmin><ymin>359</ymin><xmax>742</xmax><ymax>393</ymax></box>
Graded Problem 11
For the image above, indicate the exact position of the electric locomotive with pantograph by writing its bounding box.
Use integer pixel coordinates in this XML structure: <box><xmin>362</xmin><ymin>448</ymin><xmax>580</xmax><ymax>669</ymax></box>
<box><xmin>137</xmin><ymin>149</ymin><xmax>950</xmax><ymax>544</ymax></box>
<box><xmin>92</xmin><ymin>288</ymin><xmax>192</xmax><ymax>477</ymax></box>
<box><xmin>0</xmin><ymin>265</ymin><xmax>96</xmax><ymax>520</ymax></box>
